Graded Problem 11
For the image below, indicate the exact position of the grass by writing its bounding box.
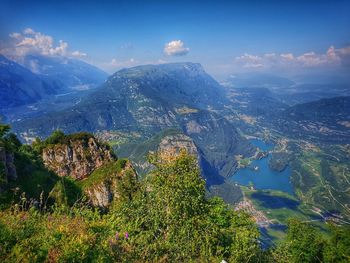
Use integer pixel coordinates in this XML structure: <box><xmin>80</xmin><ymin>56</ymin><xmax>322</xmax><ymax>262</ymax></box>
<box><xmin>78</xmin><ymin>159</ymin><xmax>128</xmax><ymax>190</ymax></box>
<box><xmin>241</xmin><ymin>186</ymin><xmax>334</xmax><ymax>243</ymax></box>
<box><xmin>242</xmin><ymin>187</ymin><xmax>306</xmax><ymax>223</ymax></box>
<box><xmin>15</xmin><ymin>170</ymin><xmax>58</xmax><ymax>195</ymax></box>
<box><xmin>300</xmin><ymin>150</ymin><xmax>322</xmax><ymax>177</ymax></box>
<box><xmin>291</xmin><ymin>145</ymin><xmax>350</xmax><ymax>218</ymax></box>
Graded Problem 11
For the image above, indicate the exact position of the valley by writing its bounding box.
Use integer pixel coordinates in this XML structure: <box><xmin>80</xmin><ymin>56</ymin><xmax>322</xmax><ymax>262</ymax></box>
<box><xmin>1</xmin><ymin>1</ymin><xmax>350</xmax><ymax>261</ymax></box>
<box><xmin>2</xmin><ymin>61</ymin><xmax>349</xmax><ymax>231</ymax></box>
<box><xmin>221</xmin><ymin>86</ymin><xmax>350</xmax><ymax>231</ymax></box>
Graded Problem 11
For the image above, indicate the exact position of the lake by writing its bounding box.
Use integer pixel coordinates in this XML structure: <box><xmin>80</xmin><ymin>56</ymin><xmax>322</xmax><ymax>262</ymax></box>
<box><xmin>230</xmin><ymin>139</ymin><xmax>294</xmax><ymax>195</ymax></box>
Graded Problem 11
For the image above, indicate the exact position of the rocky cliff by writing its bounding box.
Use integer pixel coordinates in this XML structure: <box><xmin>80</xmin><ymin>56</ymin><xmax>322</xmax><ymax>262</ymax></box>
<box><xmin>158</xmin><ymin>133</ymin><xmax>198</xmax><ymax>162</ymax></box>
<box><xmin>82</xmin><ymin>160</ymin><xmax>137</xmax><ymax>208</ymax></box>
<box><xmin>42</xmin><ymin>136</ymin><xmax>115</xmax><ymax>180</ymax></box>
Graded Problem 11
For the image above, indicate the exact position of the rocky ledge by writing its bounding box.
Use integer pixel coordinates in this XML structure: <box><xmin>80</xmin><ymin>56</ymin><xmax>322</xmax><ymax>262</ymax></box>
<box><xmin>158</xmin><ymin>133</ymin><xmax>198</xmax><ymax>162</ymax></box>
<box><xmin>42</xmin><ymin>136</ymin><xmax>115</xmax><ymax>180</ymax></box>
<box><xmin>83</xmin><ymin>160</ymin><xmax>137</xmax><ymax>208</ymax></box>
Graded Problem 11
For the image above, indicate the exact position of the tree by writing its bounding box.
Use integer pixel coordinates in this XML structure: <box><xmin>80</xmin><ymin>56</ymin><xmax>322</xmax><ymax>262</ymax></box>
<box><xmin>0</xmin><ymin>124</ymin><xmax>10</xmax><ymax>139</ymax></box>
<box><xmin>323</xmin><ymin>224</ymin><xmax>350</xmax><ymax>263</ymax></box>
<box><xmin>273</xmin><ymin>218</ymin><xmax>325</xmax><ymax>262</ymax></box>
<box><xmin>115</xmin><ymin>151</ymin><xmax>260</xmax><ymax>261</ymax></box>
<box><xmin>4</xmin><ymin>133</ymin><xmax>21</xmax><ymax>152</ymax></box>
<box><xmin>45</xmin><ymin>130</ymin><xmax>65</xmax><ymax>145</ymax></box>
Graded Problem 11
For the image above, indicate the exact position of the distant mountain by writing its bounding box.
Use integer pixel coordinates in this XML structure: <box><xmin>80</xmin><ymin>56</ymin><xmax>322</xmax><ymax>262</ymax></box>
<box><xmin>284</xmin><ymin>96</ymin><xmax>350</xmax><ymax>122</ymax></box>
<box><xmin>271</xmin><ymin>83</ymin><xmax>350</xmax><ymax>106</ymax></box>
<box><xmin>276</xmin><ymin>96</ymin><xmax>350</xmax><ymax>143</ymax></box>
<box><xmin>0</xmin><ymin>54</ymin><xmax>57</xmax><ymax>109</ymax></box>
<box><xmin>225</xmin><ymin>87</ymin><xmax>289</xmax><ymax>117</ymax></box>
<box><xmin>20</xmin><ymin>54</ymin><xmax>108</xmax><ymax>91</ymax></box>
<box><xmin>223</xmin><ymin>73</ymin><xmax>350</xmax><ymax>106</ymax></box>
<box><xmin>222</xmin><ymin>73</ymin><xmax>295</xmax><ymax>89</ymax></box>
<box><xmin>13</xmin><ymin>62</ymin><xmax>254</xmax><ymax>184</ymax></box>
<box><xmin>15</xmin><ymin>63</ymin><xmax>229</xmax><ymax>136</ymax></box>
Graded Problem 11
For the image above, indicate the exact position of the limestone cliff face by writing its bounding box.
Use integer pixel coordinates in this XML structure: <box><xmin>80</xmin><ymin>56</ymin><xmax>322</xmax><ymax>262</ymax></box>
<box><xmin>42</xmin><ymin>137</ymin><xmax>115</xmax><ymax>180</ymax></box>
<box><xmin>85</xmin><ymin>181</ymin><xmax>112</xmax><ymax>208</ymax></box>
<box><xmin>0</xmin><ymin>146</ymin><xmax>17</xmax><ymax>186</ymax></box>
<box><xmin>158</xmin><ymin>134</ymin><xmax>198</xmax><ymax>161</ymax></box>
<box><xmin>84</xmin><ymin>161</ymin><xmax>136</xmax><ymax>208</ymax></box>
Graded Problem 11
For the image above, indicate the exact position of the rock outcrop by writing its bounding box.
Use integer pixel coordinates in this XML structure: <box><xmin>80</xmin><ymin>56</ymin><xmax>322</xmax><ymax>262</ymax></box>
<box><xmin>85</xmin><ymin>181</ymin><xmax>112</xmax><ymax>208</ymax></box>
<box><xmin>83</xmin><ymin>160</ymin><xmax>137</xmax><ymax>208</ymax></box>
<box><xmin>42</xmin><ymin>136</ymin><xmax>115</xmax><ymax>180</ymax></box>
<box><xmin>158</xmin><ymin>134</ymin><xmax>198</xmax><ymax>162</ymax></box>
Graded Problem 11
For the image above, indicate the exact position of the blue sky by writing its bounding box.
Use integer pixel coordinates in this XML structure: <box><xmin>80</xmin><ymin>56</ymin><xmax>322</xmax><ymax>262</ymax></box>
<box><xmin>1</xmin><ymin>0</ymin><xmax>350</xmax><ymax>79</ymax></box>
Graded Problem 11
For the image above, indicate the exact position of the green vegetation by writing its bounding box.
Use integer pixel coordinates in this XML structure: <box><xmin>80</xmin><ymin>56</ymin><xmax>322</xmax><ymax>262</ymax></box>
<box><xmin>49</xmin><ymin>177</ymin><xmax>83</xmax><ymax>207</ymax></box>
<box><xmin>98</xmin><ymin>131</ymin><xmax>141</xmax><ymax>147</ymax></box>
<box><xmin>291</xmin><ymin>146</ymin><xmax>350</xmax><ymax>219</ymax></box>
<box><xmin>268</xmin><ymin>151</ymin><xmax>290</xmax><ymax>172</ymax></box>
<box><xmin>242</xmin><ymin>188</ymin><xmax>304</xmax><ymax>223</ymax></box>
<box><xmin>207</xmin><ymin>181</ymin><xmax>244</xmax><ymax>205</ymax></box>
<box><xmin>1</xmin><ymin>124</ymin><xmax>59</xmax><ymax>209</ymax></box>
<box><xmin>78</xmin><ymin>159</ymin><xmax>128</xmax><ymax>190</ymax></box>
<box><xmin>1</xmin><ymin>125</ymin><xmax>350</xmax><ymax>262</ymax></box>
<box><xmin>0</xmin><ymin>147</ymin><xmax>262</xmax><ymax>262</ymax></box>
<box><xmin>115</xmin><ymin>128</ymin><xmax>183</xmax><ymax>175</ymax></box>
<box><xmin>32</xmin><ymin>130</ymin><xmax>113</xmax><ymax>158</ymax></box>
<box><xmin>0</xmin><ymin>124</ymin><xmax>21</xmax><ymax>152</ymax></box>
<box><xmin>239</xmin><ymin>157</ymin><xmax>251</xmax><ymax>167</ymax></box>
<box><xmin>270</xmin><ymin>219</ymin><xmax>350</xmax><ymax>263</ymax></box>
<box><xmin>115</xmin><ymin>151</ymin><xmax>261</xmax><ymax>261</ymax></box>
<box><xmin>1</xmin><ymin>150</ymin><xmax>349</xmax><ymax>262</ymax></box>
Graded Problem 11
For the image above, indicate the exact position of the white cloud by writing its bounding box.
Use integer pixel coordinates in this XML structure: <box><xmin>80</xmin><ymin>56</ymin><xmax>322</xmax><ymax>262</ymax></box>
<box><xmin>233</xmin><ymin>45</ymin><xmax>350</xmax><ymax>70</ymax></box>
<box><xmin>332</xmin><ymin>45</ymin><xmax>350</xmax><ymax>67</ymax></box>
<box><xmin>280</xmin><ymin>53</ymin><xmax>294</xmax><ymax>60</ymax></box>
<box><xmin>164</xmin><ymin>40</ymin><xmax>189</xmax><ymax>56</ymax></box>
<box><xmin>235</xmin><ymin>53</ymin><xmax>264</xmax><ymax>68</ymax></box>
<box><xmin>296</xmin><ymin>51</ymin><xmax>324</xmax><ymax>66</ymax></box>
<box><xmin>1</xmin><ymin>28</ymin><xmax>87</xmax><ymax>59</ymax></box>
<box><xmin>23</xmin><ymin>28</ymin><xmax>35</xmax><ymax>35</ymax></box>
<box><xmin>9</xmin><ymin>32</ymin><xmax>21</xmax><ymax>39</ymax></box>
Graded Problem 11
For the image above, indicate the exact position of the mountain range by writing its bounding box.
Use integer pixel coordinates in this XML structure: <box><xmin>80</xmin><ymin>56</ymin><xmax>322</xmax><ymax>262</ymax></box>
<box><xmin>0</xmin><ymin>54</ymin><xmax>108</xmax><ymax>113</ymax></box>
<box><xmin>0</xmin><ymin>54</ymin><xmax>56</xmax><ymax>109</ymax></box>
<box><xmin>12</xmin><ymin>62</ymin><xmax>254</xmax><ymax>185</ymax></box>
<box><xmin>19</xmin><ymin>54</ymin><xmax>108</xmax><ymax>91</ymax></box>
<box><xmin>2</xmin><ymin>59</ymin><xmax>350</xmax><ymax>216</ymax></box>
<box><xmin>8</xmin><ymin>61</ymin><xmax>350</xmax><ymax>185</ymax></box>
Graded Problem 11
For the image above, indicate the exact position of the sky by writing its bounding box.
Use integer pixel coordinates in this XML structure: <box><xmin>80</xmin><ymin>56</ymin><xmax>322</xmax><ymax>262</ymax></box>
<box><xmin>1</xmin><ymin>0</ymin><xmax>350</xmax><ymax>80</ymax></box>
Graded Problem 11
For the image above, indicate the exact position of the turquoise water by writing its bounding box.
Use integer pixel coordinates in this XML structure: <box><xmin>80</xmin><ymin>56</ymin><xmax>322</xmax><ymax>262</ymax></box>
<box><xmin>230</xmin><ymin>139</ymin><xmax>294</xmax><ymax>195</ymax></box>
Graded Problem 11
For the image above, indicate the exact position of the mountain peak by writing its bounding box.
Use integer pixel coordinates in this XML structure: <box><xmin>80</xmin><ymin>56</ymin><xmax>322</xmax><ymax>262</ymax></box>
<box><xmin>111</xmin><ymin>62</ymin><xmax>205</xmax><ymax>80</ymax></box>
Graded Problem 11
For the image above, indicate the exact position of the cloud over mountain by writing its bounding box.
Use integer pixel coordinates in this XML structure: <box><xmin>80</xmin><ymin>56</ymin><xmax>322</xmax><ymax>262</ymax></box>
<box><xmin>1</xmin><ymin>28</ymin><xmax>87</xmax><ymax>60</ymax></box>
<box><xmin>234</xmin><ymin>45</ymin><xmax>350</xmax><ymax>70</ymax></box>
<box><xmin>164</xmin><ymin>40</ymin><xmax>189</xmax><ymax>56</ymax></box>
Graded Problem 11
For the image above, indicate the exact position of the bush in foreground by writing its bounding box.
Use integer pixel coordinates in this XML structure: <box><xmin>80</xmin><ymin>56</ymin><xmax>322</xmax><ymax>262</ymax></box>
<box><xmin>0</xmin><ymin>152</ymin><xmax>261</xmax><ymax>262</ymax></box>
